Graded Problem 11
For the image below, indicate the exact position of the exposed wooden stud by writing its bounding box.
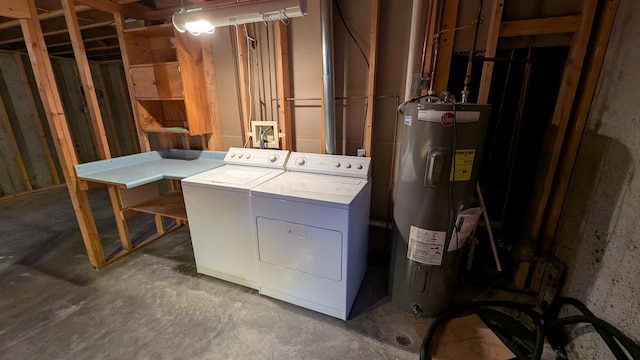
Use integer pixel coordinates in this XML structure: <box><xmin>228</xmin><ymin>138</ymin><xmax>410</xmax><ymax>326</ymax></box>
<box><xmin>200</xmin><ymin>37</ymin><xmax>223</xmax><ymax>150</ymax></box>
<box><xmin>0</xmin><ymin>0</ymin><xmax>30</xmax><ymax>19</ymax></box>
<box><xmin>113</xmin><ymin>11</ymin><xmax>151</xmax><ymax>152</ymax></box>
<box><xmin>61</xmin><ymin>0</ymin><xmax>111</xmax><ymax>160</ymax></box>
<box><xmin>540</xmin><ymin>0</ymin><xmax>621</xmax><ymax>255</ymax></box>
<box><xmin>0</xmin><ymin>92</ymin><xmax>32</xmax><ymax>191</ymax></box>
<box><xmin>275</xmin><ymin>21</ymin><xmax>293</xmax><ymax>151</ymax></box>
<box><xmin>526</xmin><ymin>0</ymin><xmax>599</xmax><ymax>241</ymax></box>
<box><xmin>14</xmin><ymin>53</ymin><xmax>60</xmax><ymax>185</ymax></box>
<box><xmin>0</xmin><ymin>21</ymin><xmax>114</xmax><ymax>46</ymax></box>
<box><xmin>432</xmin><ymin>0</ymin><xmax>459</xmax><ymax>94</ymax></box>
<box><xmin>20</xmin><ymin>0</ymin><xmax>105</xmax><ymax>268</ymax></box>
<box><xmin>477</xmin><ymin>0</ymin><xmax>505</xmax><ymax>104</ymax></box>
<box><xmin>500</xmin><ymin>15</ymin><xmax>582</xmax><ymax>38</ymax></box>
<box><xmin>0</xmin><ymin>5</ymin><xmax>91</xmax><ymax>31</ymax></box>
<box><xmin>107</xmin><ymin>185</ymin><xmax>132</xmax><ymax>251</ymax></box>
<box><xmin>94</xmin><ymin>64</ymin><xmax>122</xmax><ymax>157</ymax></box>
<box><xmin>421</xmin><ymin>0</ymin><xmax>442</xmax><ymax>81</ymax></box>
<box><xmin>364</xmin><ymin>0</ymin><xmax>380</xmax><ymax>156</ymax></box>
<box><xmin>174</xmin><ymin>30</ymin><xmax>214</xmax><ymax>136</ymax></box>
<box><xmin>236</xmin><ymin>25</ymin><xmax>251</xmax><ymax>146</ymax></box>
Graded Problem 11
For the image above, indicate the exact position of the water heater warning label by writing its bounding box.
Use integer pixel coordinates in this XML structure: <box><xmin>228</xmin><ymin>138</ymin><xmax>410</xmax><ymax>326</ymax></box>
<box><xmin>407</xmin><ymin>226</ymin><xmax>446</xmax><ymax>266</ymax></box>
<box><xmin>450</xmin><ymin>149</ymin><xmax>475</xmax><ymax>181</ymax></box>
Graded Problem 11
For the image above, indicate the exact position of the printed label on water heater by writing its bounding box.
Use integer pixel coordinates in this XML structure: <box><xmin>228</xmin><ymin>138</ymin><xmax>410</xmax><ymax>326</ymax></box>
<box><xmin>450</xmin><ymin>149</ymin><xmax>476</xmax><ymax>181</ymax></box>
<box><xmin>404</xmin><ymin>115</ymin><xmax>412</xmax><ymax>126</ymax></box>
<box><xmin>407</xmin><ymin>226</ymin><xmax>446</xmax><ymax>266</ymax></box>
<box><xmin>448</xmin><ymin>207</ymin><xmax>482</xmax><ymax>252</ymax></box>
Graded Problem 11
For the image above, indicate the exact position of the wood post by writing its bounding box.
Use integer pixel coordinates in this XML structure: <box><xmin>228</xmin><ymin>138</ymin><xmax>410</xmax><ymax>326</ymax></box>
<box><xmin>477</xmin><ymin>0</ymin><xmax>505</xmax><ymax>104</ymax></box>
<box><xmin>364</xmin><ymin>0</ymin><xmax>380</xmax><ymax>156</ymax></box>
<box><xmin>525</xmin><ymin>0</ymin><xmax>599</xmax><ymax>241</ymax></box>
<box><xmin>236</xmin><ymin>25</ymin><xmax>251</xmax><ymax>146</ymax></box>
<box><xmin>20</xmin><ymin>0</ymin><xmax>105</xmax><ymax>268</ymax></box>
<box><xmin>540</xmin><ymin>0</ymin><xmax>621</xmax><ymax>255</ymax></box>
<box><xmin>275</xmin><ymin>21</ymin><xmax>293</xmax><ymax>151</ymax></box>
<box><xmin>201</xmin><ymin>37</ymin><xmax>223</xmax><ymax>150</ymax></box>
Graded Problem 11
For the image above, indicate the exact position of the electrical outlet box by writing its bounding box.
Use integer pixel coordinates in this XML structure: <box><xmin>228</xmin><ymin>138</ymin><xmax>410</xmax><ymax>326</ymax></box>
<box><xmin>250</xmin><ymin>121</ymin><xmax>280</xmax><ymax>149</ymax></box>
<box><xmin>357</xmin><ymin>148</ymin><xmax>366</xmax><ymax>157</ymax></box>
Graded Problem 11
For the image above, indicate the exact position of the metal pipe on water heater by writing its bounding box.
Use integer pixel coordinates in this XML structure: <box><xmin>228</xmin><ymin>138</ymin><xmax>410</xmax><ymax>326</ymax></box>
<box><xmin>321</xmin><ymin>0</ymin><xmax>336</xmax><ymax>154</ymax></box>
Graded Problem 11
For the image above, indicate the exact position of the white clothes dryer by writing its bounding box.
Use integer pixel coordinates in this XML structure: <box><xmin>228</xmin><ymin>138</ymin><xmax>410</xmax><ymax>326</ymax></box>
<box><xmin>182</xmin><ymin>147</ymin><xmax>289</xmax><ymax>289</ymax></box>
<box><xmin>250</xmin><ymin>152</ymin><xmax>371</xmax><ymax>320</ymax></box>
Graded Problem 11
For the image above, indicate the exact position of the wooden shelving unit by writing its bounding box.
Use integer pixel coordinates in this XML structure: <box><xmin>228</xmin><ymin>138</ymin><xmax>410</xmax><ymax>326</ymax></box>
<box><xmin>129</xmin><ymin>191</ymin><xmax>188</xmax><ymax>221</ymax></box>
<box><xmin>120</xmin><ymin>23</ymin><xmax>212</xmax><ymax>135</ymax></box>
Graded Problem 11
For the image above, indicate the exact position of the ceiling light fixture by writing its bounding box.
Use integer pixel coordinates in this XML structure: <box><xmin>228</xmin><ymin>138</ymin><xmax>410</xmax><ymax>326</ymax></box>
<box><xmin>172</xmin><ymin>0</ymin><xmax>307</xmax><ymax>36</ymax></box>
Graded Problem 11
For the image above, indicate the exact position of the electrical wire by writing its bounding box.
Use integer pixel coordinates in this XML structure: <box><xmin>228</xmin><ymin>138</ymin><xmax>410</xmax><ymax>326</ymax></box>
<box><xmin>334</xmin><ymin>0</ymin><xmax>370</xmax><ymax>68</ymax></box>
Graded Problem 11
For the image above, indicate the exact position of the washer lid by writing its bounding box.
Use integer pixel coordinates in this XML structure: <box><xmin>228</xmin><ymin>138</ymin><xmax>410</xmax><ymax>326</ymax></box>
<box><xmin>250</xmin><ymin>172</ymin><xmax>369</xmax><ymax>208</ymax></box>
<box><xmin>182</xmin><ymin>165</ymin><xmax>284</xmax><ymax>191</ymax></box>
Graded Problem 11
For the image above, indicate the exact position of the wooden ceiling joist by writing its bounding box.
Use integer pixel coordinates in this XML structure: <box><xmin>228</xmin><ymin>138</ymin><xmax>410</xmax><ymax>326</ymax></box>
<box><xmin>0</xmin><ymin>1</ymin><xmax>30</xmax><ymax>19</ymax></box>
<box><xmin>0</xmin><ymin>5</ymin><xmax>91</xmax><ymax>30</ymax></box>
<box><xmin>76</xmin><ymin>0</ymin><xmax>144</xmax><ymax>19</ymax></box>
<box><xmin>0</xmin><ymin>20</ymin><xmax>114</xmax><ymax>46</ymax></box>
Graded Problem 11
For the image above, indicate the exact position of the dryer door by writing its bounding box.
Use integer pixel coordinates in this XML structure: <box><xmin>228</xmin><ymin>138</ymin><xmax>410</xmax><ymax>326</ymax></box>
<box><xmin>256</xmin><ymin>217</ymin><xmax>343</xmax><ymax>281</ymax></box>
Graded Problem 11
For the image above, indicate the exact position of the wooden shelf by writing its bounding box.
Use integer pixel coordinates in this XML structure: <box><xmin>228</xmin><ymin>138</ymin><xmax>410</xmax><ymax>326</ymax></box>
<box><xmin>130</xmin><ymin>61</ymin><xmax>179</xmax><ymax>68</ymax></box>
<box><xmin>143</xmin><ymin>127</ymin><xmax>189</xmax><ymax>134</ymax></box>
<box><xmin>129</xmin><ymin>191</ymin><xmax>187</xmax><ymax>221</ymax></box>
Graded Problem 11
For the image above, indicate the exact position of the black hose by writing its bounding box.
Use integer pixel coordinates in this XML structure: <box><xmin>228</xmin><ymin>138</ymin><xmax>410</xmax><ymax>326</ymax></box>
<box><xmin>544</xmin><ymin>297</ymin><xmax>628</xmax><ymax>359</ymax></box>
<box><xmin>419</xmin><ymin>300</ymin><xmax>544</xmax><ymax>360</ymax></box>
<box><xmin>419</xmin><ymin>297</ymin><xmax>640</xmax><ymax>360</ymax></box>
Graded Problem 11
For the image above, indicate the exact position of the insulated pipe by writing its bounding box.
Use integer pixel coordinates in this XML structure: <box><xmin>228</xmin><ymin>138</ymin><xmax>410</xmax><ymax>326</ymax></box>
<box><xmin>320</xmin><ymin>0</ymin><xmax>336</xmax><ymax>154</ymax></box>
<box><xmin>404</xmin><ymin>0</ymin><xmax>425</xmax><ymax>101</ymax></box>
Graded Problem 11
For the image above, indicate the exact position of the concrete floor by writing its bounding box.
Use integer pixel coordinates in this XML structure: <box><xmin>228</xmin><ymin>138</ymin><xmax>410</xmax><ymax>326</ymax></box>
<box><xmin>0</xmin><ymin>187</ymin><xmax>423</xmax><ymax>360</ymax></box>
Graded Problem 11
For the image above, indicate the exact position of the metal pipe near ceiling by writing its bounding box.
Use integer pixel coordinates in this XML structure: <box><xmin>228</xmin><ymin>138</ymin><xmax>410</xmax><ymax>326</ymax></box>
<box><xmin>320</xmin><ymin>0</ymin><xmax>336</xmax><ymax>154</ymax></box>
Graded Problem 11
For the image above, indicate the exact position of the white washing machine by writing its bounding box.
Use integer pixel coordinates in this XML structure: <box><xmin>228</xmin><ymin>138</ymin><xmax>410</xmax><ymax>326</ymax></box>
<box><xmin>181</xmin><ymin>147</ymin><xmax>289</xmax><ymax>289</ymax></box>
<box><xmin>250</xmin><ymin>152</ymin><xmax>371</xmax><ymax>320</ymax></box>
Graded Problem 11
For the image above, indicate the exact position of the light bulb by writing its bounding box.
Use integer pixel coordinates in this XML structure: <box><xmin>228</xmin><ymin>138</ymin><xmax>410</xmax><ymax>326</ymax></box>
<box><xmin>184</xmin><ymin>20</ymin><xmax>215</xmax><ymax>36</ymax></box>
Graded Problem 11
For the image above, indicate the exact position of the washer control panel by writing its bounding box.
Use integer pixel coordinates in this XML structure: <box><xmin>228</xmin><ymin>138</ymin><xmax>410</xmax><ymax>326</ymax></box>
<box><xmin>286</xmin><ymin>152</ymin><xmax>371</xmax><ymax>178</ymax></box>
<box><xmin>224</xmin><ymin>147</ymin><xmax>290</xmax><ymax>168</ymax></box>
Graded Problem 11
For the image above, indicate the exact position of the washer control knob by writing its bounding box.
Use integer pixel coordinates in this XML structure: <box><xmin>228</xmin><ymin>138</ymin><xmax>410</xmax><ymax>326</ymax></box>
<box><xmin>238</xmin><ymin>153</ymin><xmax>244</xmax><ymax>159</ymax></box>
<box><xmin>296</xmin><ymin>157</ymin><xmax>306</xmax><ymax>166</ymax></box>
<box><xmin>357</xmin><ymin>164</ymin><xmax>363</xmax><ymax>170</ymax></box>
<box><xmin>268</xmin><ymin>154</ymin><xmax>278</xmax><ymax>163</ymax></box>
<box><xmin>334</xmin><ymin>161</ymin><xmax>341</xmax><ymax>168</ymax></box>
<box><xmin>230</xmin><ymin>153</ymin><xmax>236</xmax><ymax>158</ymax></box>
<box><xmin>246</xmin><ymin>154</ymin><xmax>251</xmax><ymax>159</ymax></box>
<box><xmin>345</xmin><ymin>163</ymin><xmax>352</xmax><ymax>169</ymax></box>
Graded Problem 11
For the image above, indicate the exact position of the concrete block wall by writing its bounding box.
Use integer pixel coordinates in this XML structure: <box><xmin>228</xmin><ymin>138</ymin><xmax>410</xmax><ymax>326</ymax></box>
<box><xmin>555</xmin><ymin>0</ymin><xmax>640</xmax><ymax>357</ymax></box>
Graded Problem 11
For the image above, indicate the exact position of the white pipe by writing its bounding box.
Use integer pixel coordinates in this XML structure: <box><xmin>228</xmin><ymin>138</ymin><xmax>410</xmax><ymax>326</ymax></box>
<box><xmin>404</xmin><ymin>0</ymin><xmax>425</xmax><ymax>101</ymax></box>
<box><xmin>477</xmin><ymin>182</ymin><xmax>502</xmax><ymax>272</ymax></box>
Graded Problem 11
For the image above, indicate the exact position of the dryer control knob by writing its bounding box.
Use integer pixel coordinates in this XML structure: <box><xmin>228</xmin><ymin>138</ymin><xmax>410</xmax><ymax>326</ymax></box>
<box><xmin>334</xmin><ymin>161</ymin><xmax>341</xmax><ymax>168</ymax></box>
<box><xmin>296</xmin><ymin>157</ymin><xmax>306</xmax><ymax>166</ymax></box>
<box><xmin>345</xmin><ymin>163</ymin><xmax>352</xmax><ymax>169</ymax></box>
<box><xmin>246</xmin><ymin>154</ymin><xmax>251</xmax><ymax>159</ymax></box>
<box><xmin>268</xmin><ymin>154</ymin><xmax>278</xmax><ymax>162</ymax></box>
<box><xmin>357</xmin><ymin>164</ymin><xmax>363</xmax><ymax>170</ymax></box>
<box><xmin>238</xmin><ymin>154</ymin><xmax>244</xmax><ymax>159</ymax></box>
<box><xmin>230</xmin><ymin>153</ymin><xmax>236</xmax><ymax>158</ymax></box>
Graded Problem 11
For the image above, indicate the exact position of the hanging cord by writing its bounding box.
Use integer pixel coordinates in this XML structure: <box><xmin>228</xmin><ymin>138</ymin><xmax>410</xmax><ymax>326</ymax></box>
<box><xmin>334</xmin><ymin>0</ymin><xmax>370</xmax><ymax>67</ymax></box>
<box><xmin>420</xmin><ymin>297</ymin><xmax>640</xmax><ymax>360</ymax></box>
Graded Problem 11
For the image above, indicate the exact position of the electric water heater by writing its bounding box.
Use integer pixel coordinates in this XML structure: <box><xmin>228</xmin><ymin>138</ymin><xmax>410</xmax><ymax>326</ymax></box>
<box><xmin>390</xmin><ymin>102</ymin><xmax>491</xmax><ymax>316</ymax></box>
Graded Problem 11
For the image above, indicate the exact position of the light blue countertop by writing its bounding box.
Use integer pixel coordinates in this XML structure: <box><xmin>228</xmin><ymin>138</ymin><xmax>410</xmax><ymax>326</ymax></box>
<box><xmin>75</xmin><ymin>149</ymin><xmax>226</xmax><ymax>189</ymax></box>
